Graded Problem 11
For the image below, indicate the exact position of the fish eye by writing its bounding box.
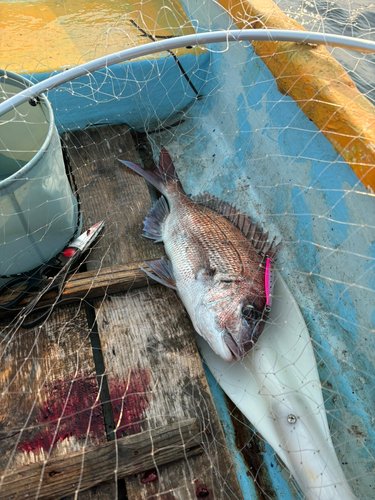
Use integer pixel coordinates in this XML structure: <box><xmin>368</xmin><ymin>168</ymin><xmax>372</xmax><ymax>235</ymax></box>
<box><xmin>242</xmin><ymin>304</ymin><xmax>258</xmax><ymax>321</ymax></box>
<box><xmin>219</xmin><ymin>279</ymin><xmax>234</xmax><ymax>287</ymax></box>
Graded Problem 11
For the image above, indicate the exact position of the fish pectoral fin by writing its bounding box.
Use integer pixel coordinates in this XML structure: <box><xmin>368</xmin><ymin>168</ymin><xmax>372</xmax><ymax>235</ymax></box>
<box><xmin>140</xmin><ymin>258</ymin><xmax>177</xmax><ymax>290</ymax></box>
<box><xmin>143</xmin><ymin>196</ymin><xmax>169</xmax><ymax>242</ymax></box>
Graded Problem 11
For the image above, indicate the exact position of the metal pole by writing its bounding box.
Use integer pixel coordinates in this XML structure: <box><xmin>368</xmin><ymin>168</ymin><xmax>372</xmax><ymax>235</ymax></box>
<box><xmin>1</xmin><ymin>29</ymin><xmax>375</xmax><ymax>117</ymax></box>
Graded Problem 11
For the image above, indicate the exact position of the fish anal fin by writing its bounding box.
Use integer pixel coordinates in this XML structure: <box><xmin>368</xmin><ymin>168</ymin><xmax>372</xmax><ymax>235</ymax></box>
<box><xmin>193</xmin><ymin>192</ymin><xmax>281</xmax><ymax>259</ymax></box>
<box><xmin>140</xmin><ymin>258</ymin><xmax>177</xmax><ymax>290</ymax></box>
<box><xmin>143</xmin><ymin>196</ymin><xmax>169</xmax><ymax>242</ymax></box>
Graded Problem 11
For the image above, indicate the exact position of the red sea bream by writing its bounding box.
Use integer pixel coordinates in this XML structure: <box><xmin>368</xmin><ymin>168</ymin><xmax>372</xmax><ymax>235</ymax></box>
<box><xmin>119</xmin><ymin>148</ymin><xmax>280</xmax><ymax>363</ymax></box>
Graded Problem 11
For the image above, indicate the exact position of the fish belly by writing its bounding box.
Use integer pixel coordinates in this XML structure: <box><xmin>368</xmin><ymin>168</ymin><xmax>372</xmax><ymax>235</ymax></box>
<box><xmin>161</xmin><ymin>205</ymin><xmax>207</xmax><ymax>321</ymax></box>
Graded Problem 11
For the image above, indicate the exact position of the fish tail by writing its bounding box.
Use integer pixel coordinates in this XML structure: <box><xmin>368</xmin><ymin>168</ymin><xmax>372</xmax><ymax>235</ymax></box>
<box><xmin>118</xmin><ymin>147</ymin><xmax>183</xmax><ymax>196</ymax></box>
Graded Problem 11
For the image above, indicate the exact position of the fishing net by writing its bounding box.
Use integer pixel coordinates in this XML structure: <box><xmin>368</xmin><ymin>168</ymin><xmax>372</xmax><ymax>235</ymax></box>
<box><xmin>0</xmin><ymin>0</ymin><xmax>374</xmax><ymax>499</ymax></box>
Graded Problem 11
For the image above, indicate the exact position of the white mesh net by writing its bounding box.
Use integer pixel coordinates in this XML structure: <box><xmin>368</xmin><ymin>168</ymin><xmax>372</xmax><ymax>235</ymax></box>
<box><xmin>0</xmin><ymin>1</ymin><xmax>374</xmax><ymax>499</ymax></box>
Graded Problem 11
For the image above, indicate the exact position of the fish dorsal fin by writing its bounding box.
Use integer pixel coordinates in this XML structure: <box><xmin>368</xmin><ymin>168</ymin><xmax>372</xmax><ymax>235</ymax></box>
<box><xmin>193</xmin><ymin>193</ymin><xmax>281</xmax><ymax>259</ymax></box>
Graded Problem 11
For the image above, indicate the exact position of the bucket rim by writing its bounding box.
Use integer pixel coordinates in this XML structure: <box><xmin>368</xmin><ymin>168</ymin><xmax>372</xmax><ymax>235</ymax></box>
<box><xmin>0</xmin><ymin>69</ymin><xmax>56</xmax><ymax>191</ymax></box>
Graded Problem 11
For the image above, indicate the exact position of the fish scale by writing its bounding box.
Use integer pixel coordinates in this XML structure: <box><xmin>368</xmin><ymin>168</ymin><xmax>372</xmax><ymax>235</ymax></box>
<box><xmin>174</xmin><ymin>207</ymin><xmax>237</xmax><ymax>264</ymax></box>
<box><xmin>119</xmin><ymin>148</ymin><xmax>281</xmax><ymax>363</ymax></box>
<box><xmin>165</xmin><ymin>200</ymin><xmax>262</xmax><ymax>285</ymax></box>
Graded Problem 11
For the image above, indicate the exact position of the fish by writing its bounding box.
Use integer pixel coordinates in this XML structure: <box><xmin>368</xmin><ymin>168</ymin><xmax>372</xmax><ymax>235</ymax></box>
<box><xmin>119</xmin><ymin>148</ymin><xmax>280</xmax><ymax>363</ymax></box>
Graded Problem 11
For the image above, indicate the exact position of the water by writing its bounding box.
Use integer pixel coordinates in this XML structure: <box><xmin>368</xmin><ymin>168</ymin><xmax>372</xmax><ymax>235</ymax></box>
<box><xmin>276</xmin><ymin>0</ymin><xmax>375</xmax><ymax>103</ymax></box>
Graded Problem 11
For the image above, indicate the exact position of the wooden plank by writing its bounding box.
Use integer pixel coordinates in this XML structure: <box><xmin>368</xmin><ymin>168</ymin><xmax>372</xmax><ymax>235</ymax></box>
<box><xmin>61</xmin><ymin>124</ymin><xmax>165</xmax><ymax>500</ymax></box>
<box><xmin>0</xmin><ymin>305</ymin><xmax>106</xmax><ymax>473</ymax></box>
<box><xmin>62</xmin><ymin>124</ymin><xmax>164</xmax><ymax>268</ymax></box>
<box><xmin>0</xmin><ymin>262</ymin><xmax>157</xmax><ymax>317</ymax></box>
<box><xmin>62</xmin><ymin>262</ymin><xmax>152</xmax><ymax>299</ymax></box>
<box><xmin>0</xmin><ymin>419</ymin><xmax>202</xmax><ymax>500</ymax></box>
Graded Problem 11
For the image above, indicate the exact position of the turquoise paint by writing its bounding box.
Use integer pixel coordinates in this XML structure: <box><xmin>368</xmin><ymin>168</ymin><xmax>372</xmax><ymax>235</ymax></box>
<box><xmin>365</xmin><ymin>242</ymin><xmax>375</xmax><ymax>294</ymax></box>
<box><xmin>26</xmin><ymin>52</ymin><xmax>210</xmax><ymax>133</ymax></box>
<box><xmin>371</xmin><ymin>310</ymin><xmax>375</xmax><ymax>327</ymax></box>
<box><xmin>297</xmin><ymin>306</ymin><xmax>375</xmax><ymax>468</ymax></box>
<box><xmin>235</xmin><ymin>93</ymin><xmax>253</xmax><ymax>168</ymax></box>
<box><xmin>289</xmin><ymin>187</ymin><xmax>363</xmax><ymax>417</ymax></box>
<box><xmin>272</xmin><ymin>184</ymin><xmax>290</xmax><ymax>219</ymax></box>
<box><xmin>333</xmin><ymin>283</ymin><xmax>358</xmax><ymax>336</ymax></box>
<box><xmin>308</xmin><ymin>174</ymin><xmax>350</xmax><ymax>248</ymax></box>
<box><xmin>315</xmin><ymin>277</ymin><xmax>374</xmax><ymax>376</ymax></box>
<box><xmin>242</xmin><ymin>49</ymin><xmax>270</xmax><ymax>112</ymax></box>
<box><xmin>261</xmin><ymin>124</ymin><xmax>279</xmax><ymax>144</ymax></box>
<box><xmin>291</xmin><ymin>186</ymin><xmax>320</xmax><ymax>273</ymax></box>
<box><xmin>259</xmin><ymin>70</ymin><xmax>349</xmax><ymax>250</ymax></box>
<box><xmin>262</xmin><ymin>77</ymin><xmax>352</xmax><ymax>249</ymax></box>
<box><xmin>240</xmin><ymin>45</ymin><xmax>353</xmax><ymax>252</ymax></box>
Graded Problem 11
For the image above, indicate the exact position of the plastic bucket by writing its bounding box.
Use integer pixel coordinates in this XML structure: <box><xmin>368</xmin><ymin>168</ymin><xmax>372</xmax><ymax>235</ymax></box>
<box><xmin>0</xmin><ymin>70</ymin><xmax>80</xmax><ymax>277</ymax></box>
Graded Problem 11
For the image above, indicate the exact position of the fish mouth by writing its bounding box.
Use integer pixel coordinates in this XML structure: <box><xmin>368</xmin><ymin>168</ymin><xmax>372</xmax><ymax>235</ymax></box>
<box><xmin>224</xmin><ymin>332</ymin><xmax>253</xmax><ymax>360</ymax></box>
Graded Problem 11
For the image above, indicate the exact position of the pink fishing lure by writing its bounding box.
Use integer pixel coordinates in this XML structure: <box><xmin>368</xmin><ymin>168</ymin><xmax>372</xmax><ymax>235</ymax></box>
<box><xmin>265</xmin><ymin>258</ymin><xmax>273</xmax><ymax>308</ymax></box>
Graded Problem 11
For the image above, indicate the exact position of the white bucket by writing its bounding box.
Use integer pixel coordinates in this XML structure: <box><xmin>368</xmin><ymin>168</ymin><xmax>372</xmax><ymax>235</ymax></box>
<box><xmin>0</xmin><ymin>70</ymin><xmax>80</xmax><ymax>277</ymax></box>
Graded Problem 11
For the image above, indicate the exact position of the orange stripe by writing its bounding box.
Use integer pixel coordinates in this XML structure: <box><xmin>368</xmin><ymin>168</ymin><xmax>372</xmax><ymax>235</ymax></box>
<box><xmin>218</xmin><ymin>0</ymin><xmax>375</xmax><ymax>192</ymax></box>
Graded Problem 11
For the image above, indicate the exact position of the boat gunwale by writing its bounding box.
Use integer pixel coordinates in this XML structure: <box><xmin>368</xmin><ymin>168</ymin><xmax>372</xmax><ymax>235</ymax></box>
<box><xmin>218</xmin><ymin>0</ymin><xmax>375</xmax><ymax>193</ymax></box>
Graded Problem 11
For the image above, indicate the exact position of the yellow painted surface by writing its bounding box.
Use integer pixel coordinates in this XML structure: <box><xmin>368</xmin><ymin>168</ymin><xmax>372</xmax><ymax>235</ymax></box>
<box><xmin>218</xmin><ymin>0</ymin><xmax>375</xmax><ymax>192</ymax></box>
<box><xmin>0</xmin><ymin>0</ymin><xmax>199</xmax><ymax>74</ymax></box>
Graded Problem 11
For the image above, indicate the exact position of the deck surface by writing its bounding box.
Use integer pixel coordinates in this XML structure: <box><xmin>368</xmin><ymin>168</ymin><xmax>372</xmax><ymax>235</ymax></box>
<box><xmin>0</xmin><ymin>124</ymin><xmax>243</xmax><ymax>500</ymax></box>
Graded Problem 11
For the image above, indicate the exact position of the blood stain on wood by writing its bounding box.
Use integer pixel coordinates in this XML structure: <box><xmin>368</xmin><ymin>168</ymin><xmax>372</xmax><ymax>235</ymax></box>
<box><xmin>108</xmin><ymin>368</ymin><xmax>151</xmax><ymax>437</ymax></box>
<box><xmin>195</xmin><ymin>486</ymin><xmax>210</xmax><ymax>497</ymax></box>
<box><xmin>17</xmin><ymin>375</ymin><xmax>103</xmax><ymax>454</ymax></box>
<box><xmin>141</xmin><ymin>469</ymin><xmax>158</xmax><ymax>483</ymax></box>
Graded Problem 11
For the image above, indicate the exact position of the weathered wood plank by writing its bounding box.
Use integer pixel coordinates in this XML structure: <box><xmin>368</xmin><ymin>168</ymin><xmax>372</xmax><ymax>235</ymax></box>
<box><xmin>0</xmin><ymin>262</ymin><xmax>157</xmax><ymax>317</ymax></box>
<box><xmin>62</xmin><ymin>262</ymin><xmax>152</xmax><ymax>298</ymax></box>
<box><xmin>96</xmin><ymin>286</ymin><xmax>244</xmax><ymax>500</ymax></box>
<box><xmin>61</xmin><ymin>124</ymin><xmax>165</xmax><ymax>499</ymax></box>
<box><xmin>0</xmin><ymin>305</ymin><xmax>106</xmax><ymax>474</ymax></box>
<box><xmin>0</xmin><ymin>419</ymin><xmax>202</xmax><ymax>500</ymax></box>
<box><xmin>62</xmin><ymin>125</ymin><xmax>164</xmax><ymax>268</ymax></box>
<box><xmin>68</xmin><ymin>480</ymin><xmax>124</xmax><ymax>500</ymax></box>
